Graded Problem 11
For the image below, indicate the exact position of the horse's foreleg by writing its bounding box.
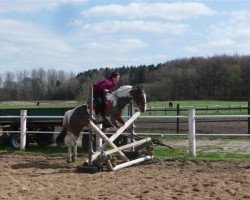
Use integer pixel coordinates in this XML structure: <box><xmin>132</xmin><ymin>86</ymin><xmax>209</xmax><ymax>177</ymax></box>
<box><xmin>111</xmin><ymin>117</ymin><xmax>126</xmax><ymax>129</ymax></box>
<box><xmin>110</xmin><ymin>118</ymin><xmax>120</xmax><ymax>128</ymax></box>
<box><xmin>116</xmin><ymin>117</ymin><xmax>125</xmax><ymax>126</ymax></box>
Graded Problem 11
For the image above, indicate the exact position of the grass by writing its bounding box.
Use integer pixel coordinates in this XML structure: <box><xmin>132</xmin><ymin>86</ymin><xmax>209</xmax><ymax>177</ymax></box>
<box><xmin>196</xmin><ymin>152</ymin><xmax>250</xmax><ymax>161</ymax></box>
<box><xmin>154</xmin><ymin>147</ymin><xmax>250</xmax><ymax>162</ymax></box>
<box><xmin>152</xmin><ymin>135</ymin><xmax>250</xmax><ymax>162</ymax></box>
<box><xmin>154</xmin><ymin>135</ymin><xmax>250</xmax><ymax>141</ymax></box>
<box><xmin>1</xmin><ymin>143</ymin><xmax>250</xmax><ymax>162</ymax></box>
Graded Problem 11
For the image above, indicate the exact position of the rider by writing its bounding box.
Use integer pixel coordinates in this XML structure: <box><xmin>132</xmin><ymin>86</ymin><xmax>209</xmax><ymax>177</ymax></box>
<box><xmin>93</xmin><ymin>71</ymin><xmax>120</xmax><ymax>122</ymax></box>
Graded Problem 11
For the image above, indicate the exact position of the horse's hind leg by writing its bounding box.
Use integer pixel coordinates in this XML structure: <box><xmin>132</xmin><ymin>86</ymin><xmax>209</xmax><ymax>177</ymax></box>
<box><xmin>66</xmin><ymin>134</ymin><xmax>78</xmax><ymax>163</ymax></box>
<box><xmin>67</xmin><ymin>146</ymin><xmax>72</xmax><ymax>163</ymax></box>
<box><xmin>72</xmin><ymin>145</ymin><xmax>77</xmax><ymax>162</ymax></box>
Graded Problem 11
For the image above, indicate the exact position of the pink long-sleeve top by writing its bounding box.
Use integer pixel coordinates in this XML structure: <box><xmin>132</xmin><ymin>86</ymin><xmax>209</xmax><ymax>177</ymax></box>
<box><xmin>93</xmin><ymin>77</ymin><xmax>117</xmax><ymax>95</ymax></box>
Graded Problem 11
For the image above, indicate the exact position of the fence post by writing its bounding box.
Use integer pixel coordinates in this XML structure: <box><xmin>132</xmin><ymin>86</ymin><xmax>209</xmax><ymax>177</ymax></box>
<box><xmin>91</xmin><ymin>85</ymin><xmax>103</xmax><ymax>152</ymax></box>
<box><xmin>248</xmin><ymin>100</ymin><xmax>250</xmax><ymax>134</ymax></box>
<box><xmin>188</xmin><ymin>107</ymin><xmax>196</xmax><ymax>156</ymax></box>
<box><xmin>96</xmin><ymin>124</ymin><xmax>103</xmax><ymax>151</ymax></box>
<box><xmin>20</xmin><ymin>110</ymin><xmax>27</xmax><ymax>151</ymax></box>
<box><xmin>176</xmin><ymin>104</ymin><xmax>180</xmax><ymax>133</ymax></box>
<box><xmin>129</xmin><ymin>103</ymin><xmax>135</xmax><ymax>151</ymax></box>
<box><xmin>88</xmin><ymin>87</ymin><xmax>94</xmax><ymax>164</ymax></box>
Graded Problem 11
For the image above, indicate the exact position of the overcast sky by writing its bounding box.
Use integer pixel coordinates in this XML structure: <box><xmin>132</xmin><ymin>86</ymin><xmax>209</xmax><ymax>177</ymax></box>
<box><xmin>0</xmin><ymin>0</ymin><xmax>250</xmax><ymax>74</ymax></box>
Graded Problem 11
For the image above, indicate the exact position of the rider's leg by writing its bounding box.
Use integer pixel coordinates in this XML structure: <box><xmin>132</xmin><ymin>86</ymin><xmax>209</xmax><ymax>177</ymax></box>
<box><xmin>99</xmin><ymin>95</ymin><xmax>106</xmax><ymax>116</ymax></box>
<box><xmin>93</xmin><ymin>94</ymin><xmax>104</xmax><ymax>122</ymax></box>
<box><xmin>93</xmin><ymin>93</ymin><xmax>101</xmax><ymax>115</ymax></box>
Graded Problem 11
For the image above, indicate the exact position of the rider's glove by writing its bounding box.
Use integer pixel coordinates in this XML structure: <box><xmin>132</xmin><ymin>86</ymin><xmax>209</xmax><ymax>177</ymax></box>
<box><xmin>104</xmin><ymin>89</ymin><xmax>109</xmax><ymax>94</ymax></box>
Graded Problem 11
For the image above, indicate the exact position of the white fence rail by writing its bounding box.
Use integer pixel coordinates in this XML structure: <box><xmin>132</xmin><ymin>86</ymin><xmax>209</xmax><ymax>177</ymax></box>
<box><xmin>188</xmin><ymin>108</ymin><xmax>250</xmax><ymax>156</ymax></box>
<box><xmin>0</xmin><ymin>109</ymin><xmax>249</xmax><ymax>155</ymax></box>
<box><xmin>0</xmin><ymin>112</ymin><xmax>64</xmax><ymax>150</ymax></box>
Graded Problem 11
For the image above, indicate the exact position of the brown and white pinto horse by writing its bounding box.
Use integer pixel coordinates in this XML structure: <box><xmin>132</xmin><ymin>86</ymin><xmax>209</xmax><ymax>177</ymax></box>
<box><xmin>56</xmin><ymin>85</ymin><xmax>146</xmax><ymax>162</ymax></box>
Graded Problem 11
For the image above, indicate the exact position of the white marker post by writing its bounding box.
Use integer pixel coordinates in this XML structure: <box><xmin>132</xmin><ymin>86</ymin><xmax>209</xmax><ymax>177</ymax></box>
<box><xmin>188</xmin><ymin>107</ymin><xmax>196</xmax><ymax>156</ymax></box>
<box><xmin>20</xmin><ymin>110</ymin><xmax>27</xmax><ymax>150</ymax></box>
<box><xmin>95</xmin><ymin>124</ymin><xmax>103</xmax><ymax>151</ymax></box>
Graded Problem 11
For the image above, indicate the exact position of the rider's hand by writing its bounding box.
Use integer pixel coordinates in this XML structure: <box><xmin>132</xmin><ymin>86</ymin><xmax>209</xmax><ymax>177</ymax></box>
<box><xmin>104</xmin><ymin>89</ymin><xmax>109</xmax><ymax>94</ymax></box>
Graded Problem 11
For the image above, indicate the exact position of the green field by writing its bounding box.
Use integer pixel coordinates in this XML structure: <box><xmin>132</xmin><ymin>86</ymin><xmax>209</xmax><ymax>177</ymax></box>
<box><xmin>148</xmin><ymin>100</ymin><xmax>248</xmax><ymax>108</ymax></box>
<box><xmin>0</xmin><ymin>100</ymin><xmax>248</xmax><ymax>116</ymax></box>
<box><xmin>0</xmin><ymin>100</ymin><xmax>78</xmax><ymax>109</ymax></box>
<box><xmin>146</xmin><ymin>100</ymin><xmax>248</xmax><ymax>116</ymax></box>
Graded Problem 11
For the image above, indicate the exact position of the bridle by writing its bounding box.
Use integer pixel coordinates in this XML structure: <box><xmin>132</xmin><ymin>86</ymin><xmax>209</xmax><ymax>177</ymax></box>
<box><xmin>130</xmin><ymin>87</ymin><xmax>146</xmax><ymax>111</ymax></box>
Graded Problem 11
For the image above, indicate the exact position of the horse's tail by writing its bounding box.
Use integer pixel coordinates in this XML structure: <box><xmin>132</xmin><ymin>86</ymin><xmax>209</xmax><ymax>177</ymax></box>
<box><xmin>56</xmin><ymin>110</ymin><xmax>71</xmax><ymax>146</ymax></box>
<box><xmin>56</xmin><ymin>128</ymin><xmax>68</xmax><ymax>147</ymax></box>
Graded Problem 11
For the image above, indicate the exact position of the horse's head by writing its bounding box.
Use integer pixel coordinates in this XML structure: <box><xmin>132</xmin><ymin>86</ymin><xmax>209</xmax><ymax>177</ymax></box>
<box><xmin>130</xmin><ymin>86</ymin><xmax>147</xmax><ymax>112</ymax></box>
<box><xmin>108</xmin><ymin>85</ymin><xmax>147</xmax><ymax>112</ymax></box>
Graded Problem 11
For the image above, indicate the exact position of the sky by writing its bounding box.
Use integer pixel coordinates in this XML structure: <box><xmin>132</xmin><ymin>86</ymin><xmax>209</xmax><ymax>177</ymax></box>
<box><xmin>0</xmin><ymin>0</ymin><xmax>250</xmax><ymax>74</ymax></box>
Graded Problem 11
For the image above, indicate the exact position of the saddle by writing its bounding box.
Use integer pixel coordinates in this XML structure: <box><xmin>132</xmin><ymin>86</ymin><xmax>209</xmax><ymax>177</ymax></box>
<box><xmin>87</xmin><ymin>96</ymin><xmax>111</xmax><ymax>113</ymax></box>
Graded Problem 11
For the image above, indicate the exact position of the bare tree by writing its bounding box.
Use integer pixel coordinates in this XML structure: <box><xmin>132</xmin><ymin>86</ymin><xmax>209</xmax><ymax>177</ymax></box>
<box><xmin>16</xmin><ymin>70</ymin><xmax>31</xmax><ymax>100</ymax></box>
<box><xmin>2</xmin><ymin>71</ymin><xmax>17</xmax><ymax>100</ymax></box>
<box><xmin>0</xmin><ymin>74</ymin><xmax>2</xmax><ymax>88</ymax></box>
<box><xmin>31</xmin><ymin>68</ymin><xmax>46</xmax><ymax>100</ymax></box>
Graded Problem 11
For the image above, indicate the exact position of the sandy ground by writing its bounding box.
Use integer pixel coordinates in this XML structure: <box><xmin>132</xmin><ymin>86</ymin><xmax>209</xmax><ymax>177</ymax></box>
<box><xmin>0</xmin><ymin>115</ymin><xmax>249</xmax><ymax>200</ymax></box>
<box><xmin>0</xmin><ymin>153</ymin><xmax>250</xmax><ymax>200</ymax></box>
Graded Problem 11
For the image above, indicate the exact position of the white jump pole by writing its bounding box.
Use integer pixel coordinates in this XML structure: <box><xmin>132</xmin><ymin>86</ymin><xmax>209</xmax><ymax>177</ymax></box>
<box><xmin>89</xmin><ymin>86</ymin><xmax>103</xmax><ymax>152</ymax></box>
<box><xmin>112</xmin><ymin>155</ymin><xmax>153</xmax><ymax>171</ymax></box>
<box><xmin>20</xmin><ymin>110</ymin><xmax>27</xmax><ymax>151</ymax></box>
<box><xmin>95</xmin><ymin>124</ymin><xmax>103</xmax><ymax>151</ymax></box>
<box><xmin>100</xmin><ymin>111</ymin><xmax>141</xmax><ymax>151</ymax></box>
<box><xmin>188</xmin><ymin>107</ymin><xmax>196</xmax><ymax>156</ymax></box>
<box><xmin>88</xmin><ymin>121</ymin><xmax>129</xmax><ymax>161</ymax></box>
<box><xmin>103</xmin><ymin>137</ymin><xmax>152</xmax><ymax>156</ymax></box>
<box><xmin>88</xmin><ymin>111</ymin><xmax>140</xmax><ymax>163</ymax></box>
<box><xmin>129</xmin><ymin>103</ymin><xmax>135</xmax><ymax>151</ymax></box>
<box><xmin>88</xmin><ymin>87</ymin><xmax>94</xmax><ymax>164</ymax></box>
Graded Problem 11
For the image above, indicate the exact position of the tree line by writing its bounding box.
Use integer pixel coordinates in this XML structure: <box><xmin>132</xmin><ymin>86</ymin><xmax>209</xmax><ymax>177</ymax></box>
<box><xmin>0</xmin><ymin>55</ymin><xmax>249</xmax><ymax>102</ymax></box>
<box><xmin>0</xmin><ymin>69</ymin><xmax>80</xmax><ymax>101</ymax></box>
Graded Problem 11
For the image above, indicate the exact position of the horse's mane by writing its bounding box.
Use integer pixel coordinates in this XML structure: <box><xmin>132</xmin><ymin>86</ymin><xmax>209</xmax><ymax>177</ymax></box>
<box><xmin>115</xmin><ymin>85</ymin><xmax>132</xmax><ymax>92</ymax></box>
<box><xmin>111</xmin><ymin>85</ymin><xmax>132</xmax><ymax>97</ymax></box>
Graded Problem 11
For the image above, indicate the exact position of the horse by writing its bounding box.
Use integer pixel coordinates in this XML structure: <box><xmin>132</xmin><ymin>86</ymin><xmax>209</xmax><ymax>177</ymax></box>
<box><xmin>56</xmin><ymin>85</ymin><xmax>147</xmax><ymax>163</ymax></box>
